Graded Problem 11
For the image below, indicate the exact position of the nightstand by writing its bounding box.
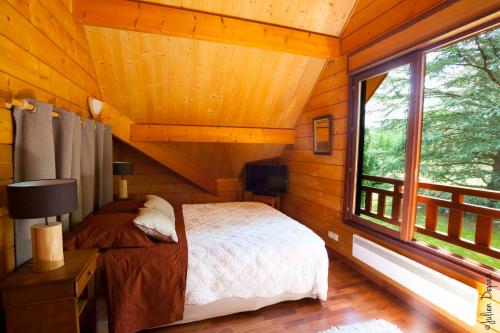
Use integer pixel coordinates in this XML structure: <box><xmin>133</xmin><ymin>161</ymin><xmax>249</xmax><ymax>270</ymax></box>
<box><xmin>251</xmin><ymin>194</ymin><xmax>281</xmax><ymax>210</ymax></box>
<box><xmin>113</xmin><ymin>193</ymin><xmax>137</xmax><ymax>201</ymax></box>
<box><xmin>1</xmin><ymin>249</ymin><xmax>99</xmax><ymax>333</ymax></box>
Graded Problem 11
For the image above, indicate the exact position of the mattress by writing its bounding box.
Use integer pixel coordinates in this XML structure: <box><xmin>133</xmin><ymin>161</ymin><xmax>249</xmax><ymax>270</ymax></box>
<box><xmin>181</xmin><ymin>201</ymin><xmax>329</xmax><ymax>307</ymax></box>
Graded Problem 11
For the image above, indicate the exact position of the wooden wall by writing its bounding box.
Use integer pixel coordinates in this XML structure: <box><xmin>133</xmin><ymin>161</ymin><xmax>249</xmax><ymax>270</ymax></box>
<box><xmin>0</xmin><ymin>0</ymin><xmax>100</xmax><ymax>279</ymax></box>
<box><xmin>344</xmin><ymin>0</ymin><xmax>500</xmax><ymax>72</ymax></box>
<box><xmin>114</xmin><ymin>140</ymin><xmax>243</xmax><ymax>204</ymax></box>
<box><xmin>340</xmin><ymin>0</ymin><xmax>447</xmax><ymax>54</ymax></box>
<box><xmin>281</xmin><ymin>1</ymin><xmax>500</xmax><ymax>332</ymax></box>
<box><xmin>0</xmin><ymin>108</ymin><xmax>14</xmax><ymax>280</ymax></box>
<box><xmin>280</xmin><ymin>56</ymin><xmax>347</xmax><ymax>245</ymax></box>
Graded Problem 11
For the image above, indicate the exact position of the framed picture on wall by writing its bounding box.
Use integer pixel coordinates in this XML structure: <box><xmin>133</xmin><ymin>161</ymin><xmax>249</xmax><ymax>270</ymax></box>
<box><xmin>312</xmin><ymin>115</ymin><xmax>332</xmax><ymax>155</ymax></box>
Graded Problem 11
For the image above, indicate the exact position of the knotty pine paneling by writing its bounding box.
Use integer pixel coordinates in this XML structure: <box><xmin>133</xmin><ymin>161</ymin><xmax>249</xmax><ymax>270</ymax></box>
<box><xmin>0</xmin><ymin>0</ymin><xmax>100</xmax><ymax>280</ymax></box>
<box><xmin>0</xmin><ymin>0</ymin><xmax>99</xmax><ymax>117</ymax></box>
<box><xmin>113</xmin><ymin>140</ymin><xmax>243</xmax><ymax>204</ymax></box>
<box><xmin>340</xmin><ymin>0</ymin><xmax>447</xmax><ymax>54</ymax></box>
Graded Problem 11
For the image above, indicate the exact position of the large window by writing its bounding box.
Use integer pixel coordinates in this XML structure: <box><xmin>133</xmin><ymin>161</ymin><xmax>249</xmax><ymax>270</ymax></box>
<box><xmin>346</xmin><ymin>26</ymin><xmax>499</xmax><ymax>270</ymax></box>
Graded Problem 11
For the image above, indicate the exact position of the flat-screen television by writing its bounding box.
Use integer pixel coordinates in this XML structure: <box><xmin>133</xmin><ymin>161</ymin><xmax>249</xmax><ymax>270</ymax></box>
<box><xmin>245</xmin><ymin>164</ymin><xmax>288</xmax><ymax>194</ymax></box>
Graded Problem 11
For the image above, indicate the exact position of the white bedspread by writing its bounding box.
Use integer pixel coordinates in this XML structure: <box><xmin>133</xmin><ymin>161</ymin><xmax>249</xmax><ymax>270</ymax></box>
<box><xmin>182</xmin><ymin>202</ymin><xmax>329</xmax><ymax>305</ymax></box>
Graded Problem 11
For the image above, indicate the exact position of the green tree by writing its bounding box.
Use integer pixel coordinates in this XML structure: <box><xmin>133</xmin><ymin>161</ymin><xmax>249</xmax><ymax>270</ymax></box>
<box><xmin>362</xmin><ymin>64</ymin><xmax>410</xmax><ymax>183</ymax></box>
<box><xmin>364</xmin><ymin>28</ymin><xmax>500</xmax><ymax>193</ymax></box>
<box><xmin>421</xmin><ymin>28</ymin><xmax>500</xmax><ymax>191</ymax></box>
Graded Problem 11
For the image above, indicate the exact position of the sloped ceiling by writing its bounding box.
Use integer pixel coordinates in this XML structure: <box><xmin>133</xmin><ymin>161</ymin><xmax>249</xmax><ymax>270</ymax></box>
<box><xmin>81</xmin><ymin>0</ymin><xmax>356</xmax><ymax>181</ymax></box>
<box><xmin>85</xmin><ymin>27</ymin><xmax>325</xmax><ymax>126</ymax></box>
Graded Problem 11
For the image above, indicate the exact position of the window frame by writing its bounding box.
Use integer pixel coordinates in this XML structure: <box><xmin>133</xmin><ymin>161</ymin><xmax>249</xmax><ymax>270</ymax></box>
<box><xmin>343</xmin><ymin>20</ymin><xmax>500</xmax><ymax>279</ymax></box>
<box><xmin>345</xmin><ymin>52</ymin><xmax>424</xmax><ymax>242</ymax></box>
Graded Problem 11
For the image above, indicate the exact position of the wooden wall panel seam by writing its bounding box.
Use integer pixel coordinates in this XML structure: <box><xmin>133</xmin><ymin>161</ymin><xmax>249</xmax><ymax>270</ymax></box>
<box><xmin>310</xmin><ymin>78</ymin><xmax>349</xmax><ymax>98</ymax></box>
<box><xmin>306</xmin><ymin>92</ymin><xmax>349</xmax><ymax>111</ymax></box>
<box><xmin>282</xmin><ymin>150</ymin><xmax>346</xmax><ymax>166</ymax></box>
<box><xmin>351</xmin><ymin>0</ymin><xmax>378</xmax><ymax>16</ymax></box>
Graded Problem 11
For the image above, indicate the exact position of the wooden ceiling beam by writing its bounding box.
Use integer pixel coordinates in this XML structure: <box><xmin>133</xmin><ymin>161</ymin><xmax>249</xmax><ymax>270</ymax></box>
<box><xmin>98</xmin><ymin>102</ymin><xmax>218</xmax><ymax>194</ymax></box>
<box><xmin>130</xmin><ymin>124</ymin><xmax>296</xmax><ymax>144</ymax></box>
<box><xmin>73</xmin><ymin>0</ymin><xmax>339</xmax><ymax>59</ymax></box>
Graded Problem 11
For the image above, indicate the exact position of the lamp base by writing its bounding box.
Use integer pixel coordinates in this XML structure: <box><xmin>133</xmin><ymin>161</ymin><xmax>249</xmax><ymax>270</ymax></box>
<box><xmin>31</xmin><ymin>222</ymin><xmax>64</xmax><ymax>272</ymax></box>
<box><xmin>118</xmin><ymin>179</ymin><xmax>128</xmax><ymax>199</ymax></box>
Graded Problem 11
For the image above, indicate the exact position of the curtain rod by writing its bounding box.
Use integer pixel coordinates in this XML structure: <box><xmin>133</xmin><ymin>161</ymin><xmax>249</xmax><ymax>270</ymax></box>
<box><xmin>3</xmin><ymin>97</ymin><xmax>89</xmax><ymax>126</ymax></box>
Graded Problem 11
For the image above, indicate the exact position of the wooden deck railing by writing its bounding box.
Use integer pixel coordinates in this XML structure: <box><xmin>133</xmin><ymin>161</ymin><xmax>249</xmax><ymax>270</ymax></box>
<box><xmin>358</xmin><ymin>175</ymin><xmax>500</xmax><ymax>259</ymax></box>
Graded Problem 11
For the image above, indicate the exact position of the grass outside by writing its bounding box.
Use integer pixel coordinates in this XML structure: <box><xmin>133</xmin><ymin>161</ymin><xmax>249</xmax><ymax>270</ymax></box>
<box><xmin>360</xmin><ymin>197</ymin><xmax>499</xmax><ymax>269</ymax></box>
<box><xmin>414</xmin><ymin>206</ymin><xmax>499</xmax><ymax>269</ymax></box>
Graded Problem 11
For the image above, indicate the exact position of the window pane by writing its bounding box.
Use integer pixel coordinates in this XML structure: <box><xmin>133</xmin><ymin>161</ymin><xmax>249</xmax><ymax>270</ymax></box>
<box><xmin>355</xmin><ymin>64</ymin><xmax>411</xmax><ymax>231</ymax></box>
<box><xmin>415</xmin><ymin>27</ymin><xmax>500</xmax><ymax>269</ymax></box>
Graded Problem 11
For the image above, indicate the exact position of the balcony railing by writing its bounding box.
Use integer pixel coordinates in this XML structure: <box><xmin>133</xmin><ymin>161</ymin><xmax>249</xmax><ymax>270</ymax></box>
<box><xmin>358</xmin><ymin>175</ymin><xmax>500</xmax><ymax>259</ymax></box>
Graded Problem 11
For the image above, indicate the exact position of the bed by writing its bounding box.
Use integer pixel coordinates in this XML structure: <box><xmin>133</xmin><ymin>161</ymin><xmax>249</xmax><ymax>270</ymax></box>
<box><xmin>68</xmin><ymin>201</ymin><xmax>329</xmax><ymax>333</ymax></box>
<box><xmin>179</xmin><ymin>202</ymin><xmax>329</xmax><ymax>323</ymax></box>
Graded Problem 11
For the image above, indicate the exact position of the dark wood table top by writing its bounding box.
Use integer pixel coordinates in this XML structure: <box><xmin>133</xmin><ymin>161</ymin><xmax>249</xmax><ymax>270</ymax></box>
<box><xmin>0</xmin><ymin>249</ymin><xmax>98</xmax><ymax>291</ymax></box>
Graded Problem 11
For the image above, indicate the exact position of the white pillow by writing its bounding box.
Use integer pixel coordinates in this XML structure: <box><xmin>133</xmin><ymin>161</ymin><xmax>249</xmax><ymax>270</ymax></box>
<box><xmin>145</xmin><ymin>195</ymin><xmax>175</xmax><ymax>222</ymax></box>
<box><xmin>133</xmin><ymin>207</ymin><xmax>178</xmax><ymax>243</ymax></box>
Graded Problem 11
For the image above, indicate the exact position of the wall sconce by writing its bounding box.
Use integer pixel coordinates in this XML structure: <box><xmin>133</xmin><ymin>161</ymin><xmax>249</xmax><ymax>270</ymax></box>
<box><xmin>88</xmin><ymin>97</ymin><xmax>103</xmax><ymax>118</ymax></box>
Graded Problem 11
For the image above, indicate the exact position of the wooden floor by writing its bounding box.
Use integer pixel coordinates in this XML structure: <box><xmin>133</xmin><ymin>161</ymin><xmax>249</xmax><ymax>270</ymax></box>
<box><xmin>149</xmin><ymin>258</ymin><xmax>449</xmax><ymax>333</ymax></box>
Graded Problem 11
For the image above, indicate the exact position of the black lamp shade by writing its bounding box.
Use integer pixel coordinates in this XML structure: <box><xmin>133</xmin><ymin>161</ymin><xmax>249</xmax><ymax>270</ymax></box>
<box><xmin>113</xmin><ymin>161</ymin><xmax>134</xmax><ymax>176</ymax></box>
<box><xmin>6</xmin><ymin>179</ymin><xmax>77</xmax><ymax>219</ymax></box>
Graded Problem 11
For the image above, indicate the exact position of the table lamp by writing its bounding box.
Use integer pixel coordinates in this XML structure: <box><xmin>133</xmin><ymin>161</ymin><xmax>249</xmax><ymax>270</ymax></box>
<box><xmin>113</xmin><ymin>161</ymin><xmax>134</xmax><ymax>199</ymax></box>
<box><xmin>7</xmin><ymin>179</ymin><xmax>77</xmax><ymax>272</ymax></box>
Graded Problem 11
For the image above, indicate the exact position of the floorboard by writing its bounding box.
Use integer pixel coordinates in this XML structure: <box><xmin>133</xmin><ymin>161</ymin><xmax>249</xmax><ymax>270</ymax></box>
<box><xmin>147</xmin><ymin>258</ymin><xmax>449</xmax><ymax>333</ymax></box>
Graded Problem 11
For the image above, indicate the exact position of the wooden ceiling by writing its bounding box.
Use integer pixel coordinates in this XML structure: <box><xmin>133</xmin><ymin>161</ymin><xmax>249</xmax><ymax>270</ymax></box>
<box><xmin>78</xmin><ymin>0</ymin><xmax>355</xmax><ymax>182</ymax></box>
<box><xmin>85</xmin><ymin>26</ymin><xmax>325</xmax><ymax>126</ymax></box>
<box><xmin>137</xmin><ymin>0</ymin><xmax>355</xmax><ymax>36</ymax></box>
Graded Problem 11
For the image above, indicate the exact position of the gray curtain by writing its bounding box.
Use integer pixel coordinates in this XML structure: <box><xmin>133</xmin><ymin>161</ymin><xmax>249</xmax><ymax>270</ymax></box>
<box><xmin>70</xmin><ymin>116</ymin><xmax>83</xmax><ymax>228</ymax></box>
<box><xmin>95</xmin><ymin>122</ymin><xmax>104</xmax><ymax>208</ymax></box>
<box><xmin>52</xmin><ymin>109</ymin><xmax>75</xmax><ymax>232</ymax></box>
<box><xmin>52</xmin><ymin>109</ymin><xmax>83</xmax><ymax>232</ymax></box>
<box><xmin>13</xmin><ymin>99</ymin><xmax>56</xmax><ymax>266</ymax></box>
<box><xmin>94</xmin><ymin>122</ymin><xmax>113</xmax><ymax>208</ymax></box>
<box><xmin>101</xmin><ymin>124</ymin><xmax>113</xmax><ymax>206</ymax></box>
<box><xmin>81</xmin><ymin>119</ymin><xmax>96</xmax><ymax>218</ymax></box>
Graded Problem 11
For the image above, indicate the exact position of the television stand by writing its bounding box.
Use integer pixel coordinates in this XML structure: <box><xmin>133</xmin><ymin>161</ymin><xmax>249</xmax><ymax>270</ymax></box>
<box><xmin>250</xmin><ymin>193</ymin><xmax>280</xmax><ymax>210</ymax></box>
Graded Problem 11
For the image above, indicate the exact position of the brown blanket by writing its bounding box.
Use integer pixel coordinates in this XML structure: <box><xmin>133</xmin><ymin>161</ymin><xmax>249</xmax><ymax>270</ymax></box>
<box><xmin>102</xmin><ymin>207</ymin><xmax>188</xmax><ymax>333</ymax></box>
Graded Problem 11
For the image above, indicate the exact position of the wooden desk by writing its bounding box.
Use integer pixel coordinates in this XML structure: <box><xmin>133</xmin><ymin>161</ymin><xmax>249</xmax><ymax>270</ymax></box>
<box><xmin>1</xmin><ymin>249</ymin><xmax>99</xmax><ymax>333</ymax></box>
<box><xmin>250</xmin><ymin>194</ymin><xmax>281</xmax><ymax>210</ymax></box>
